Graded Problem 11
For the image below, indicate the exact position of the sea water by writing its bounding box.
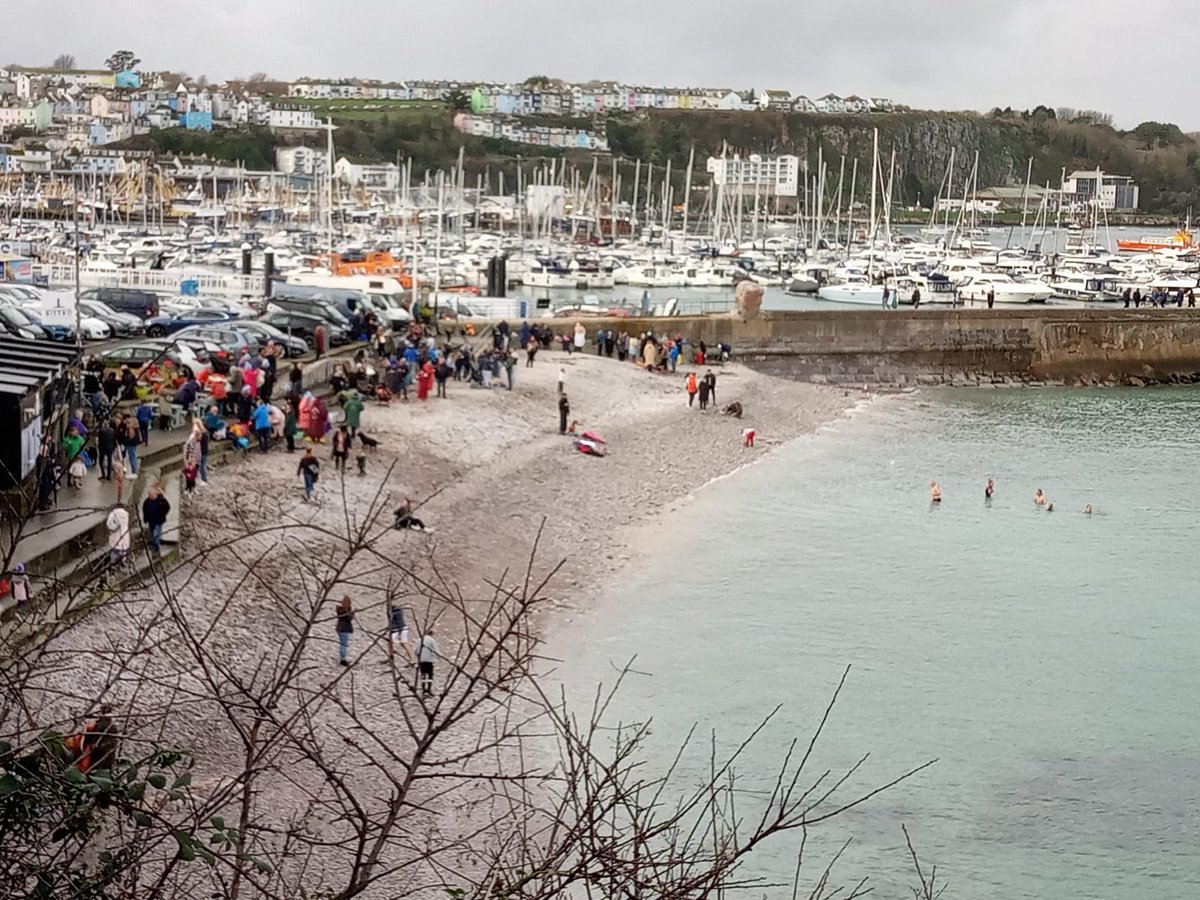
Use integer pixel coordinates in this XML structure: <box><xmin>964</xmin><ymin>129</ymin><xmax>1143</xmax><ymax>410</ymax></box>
<box><xmin>550</xmin><ymin>387</ymin><xmax>1200</xmax><ymax>899</ymax></box>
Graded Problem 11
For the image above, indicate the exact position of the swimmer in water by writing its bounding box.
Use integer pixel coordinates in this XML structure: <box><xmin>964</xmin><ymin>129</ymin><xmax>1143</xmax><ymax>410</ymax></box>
<box><xmin>1046</xmin><ymin>502</ymin><xmax>1054</xmax><ymax>512</ymax></box>
<box><xmin>930</xmin><ymin>480</ymin><xmax>942</xmax><ymax>502</ymax></box>
<box><xmin>985</xmin><ymin>478</ymin><xmax>995</xmax><ymax>500</ymax></box>
<box><xmin>1083</xmin><ymin>504</ymin><xmax>1093</xmax><ymax>515</ymax></box>
<box><xmin>1034</xmin><ymin>488</ymin><xmax>1046</xmax><ymax>506</ymax></box>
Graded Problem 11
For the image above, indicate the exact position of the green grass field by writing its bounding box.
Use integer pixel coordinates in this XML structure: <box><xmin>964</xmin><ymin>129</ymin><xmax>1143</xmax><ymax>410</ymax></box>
<box><xmin>264</xmin><ymin>97</ymin><xmax>445</xmax><ymax>122</ymax></box>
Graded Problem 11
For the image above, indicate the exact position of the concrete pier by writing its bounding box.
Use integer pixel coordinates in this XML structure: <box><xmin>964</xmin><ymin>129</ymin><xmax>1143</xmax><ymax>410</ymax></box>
<box><xmin>582</xmin><ymin>309</ymin><xmax>1200</xmax><ymax>387</ymax></box>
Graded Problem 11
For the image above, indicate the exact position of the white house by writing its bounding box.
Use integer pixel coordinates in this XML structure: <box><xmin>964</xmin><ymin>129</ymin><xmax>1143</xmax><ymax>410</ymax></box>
<box><xmin>268</xmin><ymin>104</ymin><xmax>321</xmax><ymax>130</ymax></box>
<box><xmin>757</xmin><ymin>90</ymin><xmax>793</xmax><ymax>111</ymax></box>
<box><xmin>718</xmin><ymin>91</ymin><xmax>746</xmax><ymax>111</ymax></box>
<box><xmin>276</xmin><ymin>145</ymin><xmax>329</xmax><ymax>176</ymax></box>
<box><xmin>815</xmin><ymin>94</ymin><xmax>846</xmax><ymax>113</ymax></box>
<box><xmin>1062</xmin><ymin>169</ymin><xmax>1139</xmax><ymax>211</ymax></box>
<box><xmin>334</xmin><ymin>157</ymin><xmax>400</xmax><ymax>191</ymax></box>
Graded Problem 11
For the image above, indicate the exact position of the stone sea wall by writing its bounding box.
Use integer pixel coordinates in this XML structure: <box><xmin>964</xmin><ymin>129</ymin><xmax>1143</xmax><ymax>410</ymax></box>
<box><xmin>584</xmin><ymin>309</ymin><xmax>1200</xmax><ymax>387</ymax></box>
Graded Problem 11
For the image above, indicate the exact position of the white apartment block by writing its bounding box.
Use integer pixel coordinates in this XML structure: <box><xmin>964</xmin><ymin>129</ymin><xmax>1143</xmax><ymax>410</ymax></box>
<box><xmin>706</xmin><ymin>154</ymin><xmax>799</xmax><ymax>197</ymax></box>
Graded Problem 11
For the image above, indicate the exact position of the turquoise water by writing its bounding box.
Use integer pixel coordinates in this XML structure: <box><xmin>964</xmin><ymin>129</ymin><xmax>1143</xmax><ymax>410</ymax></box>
<box><xmin>551</xmin><ymin>387</ymin><xmax>1200</xmax><ymax>899</ymax></box>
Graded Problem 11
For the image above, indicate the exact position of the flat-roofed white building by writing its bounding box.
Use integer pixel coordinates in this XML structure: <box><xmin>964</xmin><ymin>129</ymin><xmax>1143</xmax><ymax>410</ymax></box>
<box><xmin>706</xmin><ymin>153</ymin><xmax>799</xmax><ymax>197</ymax></box>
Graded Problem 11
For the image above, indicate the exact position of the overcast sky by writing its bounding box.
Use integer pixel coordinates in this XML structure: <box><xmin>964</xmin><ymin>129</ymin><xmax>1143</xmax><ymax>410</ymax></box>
<box><xmin>5</xmin><ymin>0</ymin><xmax>1195</xmax><ymax>130</ymax></box>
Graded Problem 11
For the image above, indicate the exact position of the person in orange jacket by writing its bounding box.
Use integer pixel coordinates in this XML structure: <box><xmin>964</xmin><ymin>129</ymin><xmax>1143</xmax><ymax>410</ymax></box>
<box><xmin>685</xmin><ymin>371</ymin><xmax>698</xmax><ymax>407</ymax></box>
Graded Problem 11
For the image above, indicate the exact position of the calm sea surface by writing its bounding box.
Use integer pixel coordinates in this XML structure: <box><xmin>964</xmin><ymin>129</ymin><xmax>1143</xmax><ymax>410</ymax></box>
<box><xmin>549</xmin><ymin>386</ymin><xmax>1200</xmax><ymax>899</ymax></box>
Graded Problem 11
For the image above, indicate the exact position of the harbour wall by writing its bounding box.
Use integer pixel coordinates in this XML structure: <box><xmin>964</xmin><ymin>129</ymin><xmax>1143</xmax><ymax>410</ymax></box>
<box><xmin>579</xmin><ymin>309</ymin><xmax>1200</xmax><ymax>387</ymax></box>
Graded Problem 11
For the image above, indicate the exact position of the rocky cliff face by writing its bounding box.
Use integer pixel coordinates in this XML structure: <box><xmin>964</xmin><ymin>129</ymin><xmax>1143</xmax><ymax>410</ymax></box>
<box><xmin>605</xmin><ymin>110</ymin><xmax>1200</xmax><ymax>212</ymax></box>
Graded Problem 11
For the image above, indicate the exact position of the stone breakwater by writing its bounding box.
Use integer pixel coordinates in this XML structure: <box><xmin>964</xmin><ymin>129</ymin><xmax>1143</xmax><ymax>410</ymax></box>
<box><xmin>582</xmin><ymin>309</ymin><xmax>1200</xmax><ymax>388</ymax></box>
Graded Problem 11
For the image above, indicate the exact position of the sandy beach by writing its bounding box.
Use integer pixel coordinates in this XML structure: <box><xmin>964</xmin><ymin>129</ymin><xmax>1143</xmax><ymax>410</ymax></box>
<box><xmin>16</xmin><ymin>346</ymin><xmax>863</xmax><ymax>896</ymax></box>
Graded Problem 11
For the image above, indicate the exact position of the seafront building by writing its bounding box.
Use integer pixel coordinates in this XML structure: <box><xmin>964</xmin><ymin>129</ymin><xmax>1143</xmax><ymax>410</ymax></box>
<box><xmin>706</xmin><ymin>154</ymin><xmax>800</xmax><ymax>197</ymax></box>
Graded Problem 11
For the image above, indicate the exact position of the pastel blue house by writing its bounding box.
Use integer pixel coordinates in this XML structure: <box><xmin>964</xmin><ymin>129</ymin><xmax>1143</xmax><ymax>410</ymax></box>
<box><xmin>182</xmin><ymin>110</ymin><xmax>213</xmax><ymax>131</ymax></box>
<box><xmin>115</xmin><ymin>70</ymin><xmax>142</xmax><ymax>89</ymax></box>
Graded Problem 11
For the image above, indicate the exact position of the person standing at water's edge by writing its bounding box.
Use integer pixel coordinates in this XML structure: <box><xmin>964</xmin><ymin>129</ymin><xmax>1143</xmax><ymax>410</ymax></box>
<box><xmin>388</xmin><ymin>602</ymin><xmax>414</xmax><ymax>664</ymax></box>
<box><xmin>335</xmin><ymin>595</ymin><xmax>354</xmax><ymax>666</ymax></box>
<box><xmin>985</xmin><ymin>479</ymin><xmax>994</xmax><ymax>501</ymax></box>
<box><xmin>930</xmin><ymin>480</ymin><xmax>942</xmax><ymax>502</ymax></box>
<box><xmin>558</xmin><ymin>393</ymin><xmax>570</xmax><ymax>434</ymax></box>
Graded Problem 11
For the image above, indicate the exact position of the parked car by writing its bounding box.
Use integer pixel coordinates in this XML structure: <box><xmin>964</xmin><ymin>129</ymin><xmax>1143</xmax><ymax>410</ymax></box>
<box><xmin>99</xmin><ymin>339</ymin><xmax>212</xmax><ymax>377</ymax></box>
<box><xmin>263</xmin><ymin>295</ymin><xmax>353</xmax><ymax>330</ymax></box>
<box><xmin>234</xmin><ymin>320</ymin><xmax>308</xmax><ymax>358</ymax></box>
<box><xmin>173</xmin><ymin>324</ymin><xmax>264</xmax><ymax>355</ymax></box>
<box><xmin>259</xmin><ymin>310</ymin><xmax>350</xmax><ymax>348</ymax></box>
<box><xmin>145</xmin><ymin>308</ymin><xmax>240</xmax><ymax>337</ymax></box>
<box><xmin>77</xmin><ymin>299</ymin><xmax>146</xmax><ymax>337</ymax></box>
<box><xmin>78</xmin><ymin>287</ymin><xmax>162</xmax><ymax>319</ymax></box>
<box><xmin>0</xmin><ymin>286</ymin><xmax>111</xmax><ymax>340</ymax></box>
<box><xmin>0</xmin><ymin>305</ymin><xmax>49</xmax><ymax>340</ymax></box>
<box><xmin>26</xmin><ymin>311</ymin><xmax>111</xmax><ymax>341</ymax></box>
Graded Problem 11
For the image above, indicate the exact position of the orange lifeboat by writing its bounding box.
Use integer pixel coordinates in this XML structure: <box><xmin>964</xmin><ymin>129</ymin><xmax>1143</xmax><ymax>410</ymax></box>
<box><xmin>316</xmin><ymin>251</ymin><xmax>413</xmax><ymax>288</ymax></box>
<box><xmin>1117</xmin><ymin>229</ymin><xmax>1194</xmax><ymax>253</ymax></box>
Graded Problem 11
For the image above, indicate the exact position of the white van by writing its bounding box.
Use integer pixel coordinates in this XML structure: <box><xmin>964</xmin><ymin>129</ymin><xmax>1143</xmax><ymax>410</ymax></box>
<box><xmin>285</xmin><ymin>273</ymin><xmax>412</xmax><ymax>326</ymax></box>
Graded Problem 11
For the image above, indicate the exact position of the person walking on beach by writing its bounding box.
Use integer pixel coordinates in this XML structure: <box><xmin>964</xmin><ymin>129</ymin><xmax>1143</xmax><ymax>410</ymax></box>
<box><xmin>703</xmin><ymin>370</ymin><xmax>717</xmax><ymax>406</ymax></box>
<box><xmin>698</xmin><ymin>375</ymin><xmax>710</xmax><ymax>411</ymax></box>
<box><xmin>418</xmin><ymin>626</ymin><xmax>440</xmax><ymax>696</ymax></box>
<box><xmin>142</xmin><ymin>485</ymin><xmax>171</xmax><ymax>555</ymax></box>
<box><xmin>335</xmin><ymin>595</ymin><xmax>354</xmax><ymax>666</ymax></box>
<box><xmin>252</xmin><ymin>399</ymin><xmax>272</xmax><ymax>453</ymax></box>
<box><xmin>685</xmin><ymin>372</ymin><xmax>698</xmax><ymax>407</ymax></box>
<box><xmin>298</xmin><ymin>447</ymin><xmax>320</xmax><ymax>502</ymax></box>
<box><xmin>504</xmin><ymin>351</ymin><xmax>515</xmax><ymax>390</ymax></box>
<box><xmin>558</xmin><ymin>393</ymin><xmax>570</xmax><ymax>434</ymax></box>
<box><xmin>332</xmin><ymin>424</ymin><xmax>351</xmax><ymax>473</ymax></box>
<box><xmin>388</xmin><ymin>602</ymin><xmax>414</xmax><ymax>664</ymax></box>
<box><xmin>985</xmin><ymin>479</ymin><xmax>995</xmax><ymax>501</ymax></box>
<box><xmin>557</xmin><ymin>367</ymin><xmax>566</xmax><ymax>395</ymax></box>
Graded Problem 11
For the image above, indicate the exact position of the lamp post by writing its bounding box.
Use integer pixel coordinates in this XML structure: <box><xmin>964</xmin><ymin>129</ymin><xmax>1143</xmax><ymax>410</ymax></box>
<box><xmin>73</xmin><ymin>172</ymin><xmax>82</xmax><ymax>394</ymax></box>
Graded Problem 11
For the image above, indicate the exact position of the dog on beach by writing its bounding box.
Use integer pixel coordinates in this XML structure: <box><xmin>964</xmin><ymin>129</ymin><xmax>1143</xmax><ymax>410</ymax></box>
<box><xmin>359</xmin><ymin>432</ymin><xmax>380</xmax><ymax>450</ymax></box>
<box><xmin>356</xmin><ymin>453</ymin><xmax>367</xmax><ymax>476</ymax></box>
<box><xmin>567</xmin><ymin>420</ymin><xmax>581</xmax><ymax>434</ymax></box>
